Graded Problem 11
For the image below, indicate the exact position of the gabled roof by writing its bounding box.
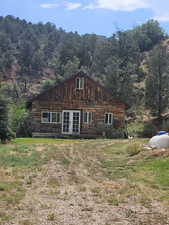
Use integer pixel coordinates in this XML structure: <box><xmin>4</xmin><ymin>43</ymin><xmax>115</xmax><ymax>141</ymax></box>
<box><xmin>27</xmin><ymin>71</ymin><xmax>85</xmax><ymax>103</ymax></box>
<box><xmin>27</xmin><ymin>71</ymin><xmax>127</xmax><ymax>108</ymax></box>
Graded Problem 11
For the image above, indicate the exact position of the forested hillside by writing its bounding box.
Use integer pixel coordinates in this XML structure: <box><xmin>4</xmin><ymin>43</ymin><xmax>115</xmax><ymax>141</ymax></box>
<box><xmin>0</xmin><ymin>15</ymin><xmax>167</xmax><ymax>106</ymax></box>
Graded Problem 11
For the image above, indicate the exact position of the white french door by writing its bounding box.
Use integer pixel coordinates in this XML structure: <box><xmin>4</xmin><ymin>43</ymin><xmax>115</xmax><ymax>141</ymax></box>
<box><xmin>62</xmin><ymin>110</ymin><xmax>81</xmax><ymax>134</ymax></box>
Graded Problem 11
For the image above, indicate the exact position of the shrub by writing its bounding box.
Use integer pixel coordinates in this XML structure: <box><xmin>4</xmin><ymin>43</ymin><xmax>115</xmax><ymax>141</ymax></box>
<box><xmin>40</xmin><ymin>79</ymin><xmax>56</xmax><ymax>93</ymax></box>
<box><xmin>142</xmin><ymin>122</ymin><xmax>157</xmax><ymax>137</ymax></box>
<box><xmin>47</xmin><ymin>213</ymin><xmax>55</xmax><ymax>221</ymax></box>
<box><xmin>16</xmin><ymin>116</ymin><xmax>32</xmax><ymax>137</ymax></box>
<box><xmin>127</xmin><ymin>121</ymin><xmax>157</xmax><ymax>138</ymax></box>
<box><xmin>0</xmin><ymin>94</ymin><xmax>14</xmax><ymax>143</ymax></box>
<box><xmin>126</xmin><ymin>142</ymin><xmax>143</xmax><ymax>156</ymax></box>
<box><xmin>11</xmin><ymin>104</ymin><xmax>32</xmax><ymax>137</ymax></box>
<box><xmin>127</xmin><ymin>122</ymin><xmax>144</xmax><ymax>137</ymax></box>
<box><xmin>104</xmin><ymin>128</ymin><xmax>126</xmax><ymax>138</ymax></box>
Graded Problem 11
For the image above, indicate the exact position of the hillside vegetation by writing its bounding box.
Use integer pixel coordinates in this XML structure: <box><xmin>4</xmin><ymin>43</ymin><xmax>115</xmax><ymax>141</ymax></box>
<box><xmin>1</xmin><ymin>138</ymin><xmax>169</xmax><ymax>225</ymax></box>
<box><xmin>1</xmin><ymin>15</ymin><xmax>169</xmax><ymax>138</ymax></box>
<box><xmin>0</xmin><ymin>16</ymin><xmax>166</xmax><ymax>105</ymax></box>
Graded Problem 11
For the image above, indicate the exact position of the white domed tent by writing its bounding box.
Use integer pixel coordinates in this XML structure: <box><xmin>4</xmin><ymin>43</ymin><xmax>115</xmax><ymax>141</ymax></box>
<box><xmin>149</xmin><ymin>134</ymin><xmax>169</xmax><ymax>149</ymax></box>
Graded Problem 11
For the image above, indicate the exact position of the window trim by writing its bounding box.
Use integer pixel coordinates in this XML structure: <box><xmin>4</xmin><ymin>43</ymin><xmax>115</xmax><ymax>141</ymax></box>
<box><xmin>41</xmin><ymin>111</ymin><xmax>61</xmax><ymax>124</ymax></box>
<box><xmin>104</xmin><ymin>113</ymin><xmax>113</xmax><ymax>125</ymax></box>
<box><xmin>76</xmin><ymin>77</ymin><xmax>84</xmax><ymax>89</ymax></box>
<box><xmin>83</xmin><ymin>111</ymin><xmax>93</xmax><ymax>124</ymax></box>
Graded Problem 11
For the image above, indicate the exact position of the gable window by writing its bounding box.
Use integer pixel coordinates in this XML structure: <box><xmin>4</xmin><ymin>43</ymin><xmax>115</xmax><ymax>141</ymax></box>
<box><xmin>105</xmin><ymin>113</ymin><xmax>113</xmax><ymax>125</ymax></box>
<box><xmin>83</xmin><ymin>111</ymin><xmax>92</xmax><ymax>124</ymax></box>
<box><xmin>41</xmin><ymin>112</ymin><xmax>61</xmax><ymax>123</ymax></box>
<box><xmin>76</xmin><ymin>77</ymin><xmax>84</xmax><ymax>89</ymax></box>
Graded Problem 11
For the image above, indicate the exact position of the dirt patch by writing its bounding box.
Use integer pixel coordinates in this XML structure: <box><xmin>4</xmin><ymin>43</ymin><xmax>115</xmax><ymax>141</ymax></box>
<box><xmin>36</xmin><ymin>145</ymin><xmax>46</xmax><ymax>152</ymax></box>
<box><xmin>150</xmin><ymin>148</ymin><xmax>169</xmax><ymax>158</ymax></box>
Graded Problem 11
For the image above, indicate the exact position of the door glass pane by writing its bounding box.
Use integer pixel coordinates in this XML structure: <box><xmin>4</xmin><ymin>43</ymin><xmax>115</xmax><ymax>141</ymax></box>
<box><xmin>63</xmin><ymin>112</ymin><xmax>69</xmax><ymax>133</ymax></box>
<box><xmin>73</xmin><ymin>112</ymin><xmax>80</xmax><ymax>133</ymax></box>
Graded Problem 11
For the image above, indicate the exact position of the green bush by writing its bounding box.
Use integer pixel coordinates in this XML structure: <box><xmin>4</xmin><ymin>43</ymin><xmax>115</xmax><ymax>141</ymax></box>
<box><xmin>161</xmin><ymin>120</ymin><xmax>169</xmax><ymax>131</ymax></box>
<box><xmin>104</xmin><ymin>128</ymin><xmax>126</xmax><ymax>138</ymax></box>
<box><xmin>0</xmin><ymin>93</ymin><xmax>14</xmax><ymax>143</ymax></box>
<box><xmin>16</xmin><ymin>116</ymin><xmax>32</xmax><ymax>137</ymax></box>
<box><xmin>127</xmin><ymin>122</ymin><xmax>144</xmax><ymax>137</ymax></box>
<box><xmin>127</xmin><ymin>121</ymin><xmax>157</xmax><ymax>137</ymax></box>
<box><xmin>10</xmin><ymin>104</ymin><xmax>32</xmax><ymax>137</ymax></box>
<box><xmin>142</xmin><ymin>122</ymin><xmax>157</xmax><ymax>137</ymax></box>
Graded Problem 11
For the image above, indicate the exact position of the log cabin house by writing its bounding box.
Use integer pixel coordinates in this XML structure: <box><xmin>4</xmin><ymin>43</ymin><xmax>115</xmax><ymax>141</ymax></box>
<box><xmin>27</xmin><ymin>72</ymin><xmax>126</xmax><ymax>138</ymax></box>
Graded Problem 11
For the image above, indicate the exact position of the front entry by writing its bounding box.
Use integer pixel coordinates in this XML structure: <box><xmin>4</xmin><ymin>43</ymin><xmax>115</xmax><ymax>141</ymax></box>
<box><xmin>62</xmin><ymin>110</ymin><xmax>81</xmax><ymax>135</ymax></box>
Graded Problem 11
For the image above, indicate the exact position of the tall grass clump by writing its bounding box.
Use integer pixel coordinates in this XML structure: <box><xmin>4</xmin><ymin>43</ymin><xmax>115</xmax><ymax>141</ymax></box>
<box><xmin>126</xmin><ymin>141</ymin><xmax>143</xmax><ymax>156</ymax></box>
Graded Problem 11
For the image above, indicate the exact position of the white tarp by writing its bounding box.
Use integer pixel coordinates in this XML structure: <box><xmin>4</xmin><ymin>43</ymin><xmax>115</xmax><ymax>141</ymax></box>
<box><xmin>149</xmin><ymin>134</ymin><xmax>169</xmax><ymax>149</ymax></box>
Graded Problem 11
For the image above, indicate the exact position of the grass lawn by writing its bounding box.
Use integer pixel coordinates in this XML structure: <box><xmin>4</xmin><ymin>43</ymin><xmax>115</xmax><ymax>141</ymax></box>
<box><xmin>12</xmin><ymin>137</ymin><xmax>82</xmax><ymax>144</ymax></box>
<box><xmin>0</xmin><ymin>137</ymin><xmax>169</xmax><ymax>224</ymax></box>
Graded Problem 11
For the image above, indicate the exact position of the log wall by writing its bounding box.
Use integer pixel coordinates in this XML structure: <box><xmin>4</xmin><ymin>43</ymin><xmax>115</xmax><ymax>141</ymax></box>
<box><xmin>29</xmin><ymin>74</ymin><xmax>126</xmax><ymax>137</ymax></box>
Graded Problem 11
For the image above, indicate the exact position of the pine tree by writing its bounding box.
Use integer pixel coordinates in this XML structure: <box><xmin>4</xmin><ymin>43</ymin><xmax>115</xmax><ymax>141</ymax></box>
<box><xmin>145</xmin><ymin>44</ymin><xmax>169</xmax><ymax>119</ymax></box>
<box><xmin>0</xmin><ymin>88</ymin><xmax>14</xmax><ymax>143</ymax></box>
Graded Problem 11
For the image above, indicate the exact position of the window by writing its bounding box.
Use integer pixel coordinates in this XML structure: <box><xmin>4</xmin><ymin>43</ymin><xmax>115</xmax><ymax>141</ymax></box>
<box><xmin>51</xmin><ymin>112</ymin><xmax>56</xmax><ymax>123</ymax></box>
<box><xmin>105</xmin><ymin>113</ymin><xmax>113</xmax><ymax>125</ymax></box>
<box><xmin>42</xmin><ymin>112</ymin><xmax>50</xmax><ymax>123</ymax></box>
<box><xmin>83</xmin><ymin>111</ymin><xmax>92</xmax><ymax>124</ymax></box>
<box><xmin>41</xmin><ymin>112</ymin><xmax>61</xmax><ymax>123</ymax></box>
<box><xmin>76</xmin><ymin>77</ymin><xmax>84</xmax><ymax>89</ymax></box>
<box><xmin>51</xmin><ymin>112</ymin><xmax>61</xmax><ymax>123</ymax></box>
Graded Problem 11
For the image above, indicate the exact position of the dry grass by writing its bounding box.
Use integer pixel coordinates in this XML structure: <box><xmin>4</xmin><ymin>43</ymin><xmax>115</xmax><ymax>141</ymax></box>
<box><xmin>0</xmin><ymin>138</ymin><xmax>169</xmax><ymax>225</ymax></box>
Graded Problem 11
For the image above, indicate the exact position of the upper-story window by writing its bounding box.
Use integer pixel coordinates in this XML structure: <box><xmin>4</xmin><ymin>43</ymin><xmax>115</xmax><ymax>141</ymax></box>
<box><xmin>76</xmin><ymin>77</ymin><xmax>84</xmax><ymax>89</ymax></box>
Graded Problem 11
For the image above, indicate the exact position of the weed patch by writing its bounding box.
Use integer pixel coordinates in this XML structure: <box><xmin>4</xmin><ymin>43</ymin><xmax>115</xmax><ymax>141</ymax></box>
<box><xmin>138</xmin><ymin>158</ymin><xmax>169</xmax><ymax>189</ymax></box>
<box><xmin>0</xmin><ymin>144</ymin><xmax>49</xmax><ymax>168</ymax></box>
<box><xmin>126</xmin><ymin>142</ymin><xmax>143</xmax><ymax>156</ymax></box>
<box><xmin>0</xmin><ymin>181</ymin><xmax>25</xmax><ymax>205</ymax></box>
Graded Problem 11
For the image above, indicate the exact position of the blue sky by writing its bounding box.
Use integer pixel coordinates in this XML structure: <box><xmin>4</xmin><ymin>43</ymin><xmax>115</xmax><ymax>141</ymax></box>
<box><xmin>1</xmin><ymin>0</ymin><xmax>169</xmax><ymax>36</ymax></box>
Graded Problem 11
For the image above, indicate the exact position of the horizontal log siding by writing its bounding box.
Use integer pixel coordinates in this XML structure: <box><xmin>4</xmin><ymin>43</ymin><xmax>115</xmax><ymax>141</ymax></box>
<box><xmin>30</xmin><ymin>101</ymin><xmax>125</xmax><ymax>135</ymax></box>
<box><xmin>29</xmin><ymin>75</ymin><xmax>125</xmax><ymax>137</ymax></box>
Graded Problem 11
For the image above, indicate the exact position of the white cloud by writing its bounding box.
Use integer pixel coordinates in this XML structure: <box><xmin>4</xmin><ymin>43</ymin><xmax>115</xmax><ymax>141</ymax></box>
<box><xmin>65</xmin><ymin>2</ymin><xmax>82</xmax><ymax>10</ymax></box>
<box><xmin>154</xmin><ymin>14</ymin><xmax>169</xmax><ymax>22</ymax></box>
<box><xmin>40</xmin><ymin>3</ymin><xmax>58</xmax><ymax>9</ymax></box>
<box><xmin>40</xmin><ymin>1</ymin><xmax>82</xmax><ymax>10</ymax></box>
<box><xmin>150</xmin><ymin>0</ymin><xmax>169</xmax><ymax>22</ymax></box>
<box><xmin>85</xmin><ymin>0</ymin><xmax>150</xmax><ymax>11</ymax></box>
<box><xmin>85</xmin><ymin>0</ymin><xmax>169</xmax><ymax>23</ymax></box>
<box><xmin>39</xmin><ymin>0</ymin><xmax>169</xmax><ymax>24</ymax></box>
